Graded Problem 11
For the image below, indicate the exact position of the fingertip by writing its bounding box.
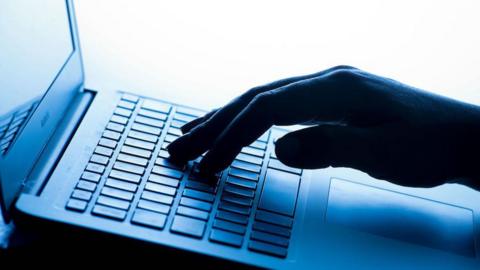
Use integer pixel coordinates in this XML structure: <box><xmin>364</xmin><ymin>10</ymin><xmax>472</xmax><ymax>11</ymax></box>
<box><xmin>167</xmin><ymin>135</ymin><xmax>194</xmax><ymax>162</ymax></box>
<box><xmin>180</xmin><ymin>118</ymin><xmax>202</xmax><ymax>134</ymax></box>
<box><xmin>275</xmin><ymin>134</ymin><xmax>302</xmax><ymax>167</ymax></box>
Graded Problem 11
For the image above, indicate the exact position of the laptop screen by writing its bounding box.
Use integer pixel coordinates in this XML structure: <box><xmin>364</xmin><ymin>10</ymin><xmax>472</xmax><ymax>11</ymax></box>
<box><xmin>0</xmin><ymin>0</ymin><xmax>83</xmax><ymax>217</ymax></box>
<box><xmin>0</xmin><ymin>0</ymin><xmax>73</xmax><ymax>154</ymax></box>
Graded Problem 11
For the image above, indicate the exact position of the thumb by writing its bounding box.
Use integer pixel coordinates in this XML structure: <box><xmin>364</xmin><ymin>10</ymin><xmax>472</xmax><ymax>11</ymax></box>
<box><xmin>274</xmin><ymin>125</ymin><xmax>381</xmax><ymax>172</ymax></box>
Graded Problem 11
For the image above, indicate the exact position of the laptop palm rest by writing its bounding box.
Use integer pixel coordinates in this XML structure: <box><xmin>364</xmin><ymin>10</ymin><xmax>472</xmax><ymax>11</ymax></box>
<box><xmin>326</xmin><ymin>178</ymin><xmax>475</xmax><ymax>257</ymax></box>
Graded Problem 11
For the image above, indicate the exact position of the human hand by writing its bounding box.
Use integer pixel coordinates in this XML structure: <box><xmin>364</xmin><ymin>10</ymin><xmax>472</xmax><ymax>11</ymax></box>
<box><xmin>168</xmin><ymin>66</ymin><xmax>480</xmax><ymax>189</ymax></box>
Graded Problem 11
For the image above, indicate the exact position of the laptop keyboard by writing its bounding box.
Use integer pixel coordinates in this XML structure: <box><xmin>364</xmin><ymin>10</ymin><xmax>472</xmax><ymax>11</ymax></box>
<box><xmin>65</xmin><ymin>93</ymin><xmax>303</xmax><ymax>258</ymax></box>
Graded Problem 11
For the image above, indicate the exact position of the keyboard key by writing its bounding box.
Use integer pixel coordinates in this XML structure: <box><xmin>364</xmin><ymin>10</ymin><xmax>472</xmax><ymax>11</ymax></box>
<box><xmin>124</xmin><ymin>138</ymin><xmax>155</xmax><ymax>151</ymax></box>
<box><xmin>135</xmin><ymin>115</ymin><xmax>165</xmax><ymax>128</ymax></box>
<box><xmin>236</xmin><ymin>153</ymin><xmax>263</xmax><ymax>165</ymax></box>
<box><xmin>213</xmin><ymin>219</ymin><xmax>246</xmax><ymax>235</ymax></box>
<box><xmin>131</xmin><ymin>209</ymin><xmax>167</xmax><ymax>230</ymax></box>
<box><xmin>105</xmin><ymin>178</ymin><xmax>138</xmax><ymax>192</ymax></box>
<box><xmin>121</xmin><ymin>93</ymin><xmax>139</xmax><ymax>103</ymax></box>
<box><xmin>175</xmin><ymin>106</ymin><xmax>203</xmax><ymax>117</ymax></box>
<box><xmin>71</xmin><ymin>189</ymin><xmax>92</xmax><ymax>201</ymax></box>
<box><xmin>241</xmin><ymin>146</ymin><xmax>264</xmax><ymax>158</ymax></box>
<box><xmin>77</xmin><ymin>180</ymin><xmax>96</xmax><ymax>192</ymax></box>
<box><xmin>164</xmin><ymin>134</ymin><xmax>178</xmax><ymax>143</ymax></box>
<box><xmin>118</xmin><ymin>100</ymin><xmax>136</xmax><ymax>110</ymax></box>
<box><xmin>138</xmin><ymin>109</ymin><xmax>168</xmax><ymax>121</ymax></box>
<box><xmin>158</xmin><ymin>150</ymin><xmax>170</xmax><ymax>158</ymax></box>
<box><xmin>251</xmin><ymin>231</ymin><xmax>289</xmax><ymax>247</ymax></box>
<box><xmin>224</xmin><ymin>184</ymin><xmax>255</xmax><ymax>198</ymax></box>
<box><xmin>177</xmin><ymin>206</ymin><xmax>209</xmax><ymax>220</ymax></box>
<box><xmin>66</xmin><ymin>199</ymin><xmax>87</xmax><ymax>212</ymax></box>
<box><xmin>141</xmin><ymin>99</ymin><xmax>171</xmax><ymax>114</ymax></box>
<box><xmin>85</xmin><ymin>163</ymin><xmax>105</xmax><ymax>174</ymax></box>
<box><xmin>259</xmin><ymin>169</ymin><xmax>300</xmax><ymax>216</ymax></box>
<box><xmin>253</xmin><ymin>221</ymin><xmax>291</xmax><ymax>237</ymax></box>
<box><xmin>114</xmin><ymin>107</ymin><xmax>132</xmax><ymax>118</ymax></box>
<box><xmin>110</xmin><ymin>114</ymin><xmax>129</xmax><ymax>125</ymax></box>
<box><xmin>98</xmin><ymin>138</ymin><xmax>117</xmax><ymax>149</ymax></box>
<box><xmin>248</xmin><ymin>240</ymin><xmax>287</xmax><ymax>258</ymax></box>
<box><xmin>209</xmin><ymin>229</ymin><xmax>243</xmax><ymax>247</ymax></box>
<box><xmin>189</xmin><ymin>165</ymin><xmax>221</xmax><ymax>183</ymax></box>
<box><xmin>131</xmin><ymin>123</ymin><xmax>161</xmax><ymax>136</ymax></box>
<box><xmin>250</xmin><ymin>141</ymin><xmax>267</xmax><ymax>150</ymax></box>
<box><xmin>103</xmin><ymin>130</ymin><xmax>121</xmax><ymax>141</ymax></box>
<box><xmin>141</xmin><ymin>191</ymin><xmax>174</xmax><ymax>205</ymax></box>
<box><xmin>137</xmin><ymin>199</ymin><xmax>170</xmax><ymax>214</ymax></box>
<box><xmin>268</xmin><ymin>159</ymin><xmax>302</xmax><ymax>175</ymax></box>
<box><xmin>113</xmin><ymin>161</ymin><xmax>145</xmax><ymax>175</ymax></box>
<box><xmin>128</xmin><ymin>130</ymin><xmax>158</xmax><ymax>143</ymax></box>
<box><xmin>222</xmin><ymin>193</ymin><xmax>253</xmax><ymax>207</ymax></box>
<box><xmin>106</xmin><ymin>122</ymin><xmax>124</xmax><ymax>133</ymax></box>
<box><xmin>97</xmin><ymin>195</ymin><xmax>130</xmax><ymax>210</ymax></box>
<box><xmin>109</xmin><ymin>169</ymin><xmax>141</xmax><ymax>183</ymax></box>
<box><xmin>216</xmin><ymin>210</ymin><xmax>249</xmax><ymax>225</ymax></box>
<box><xmin>92</xmin><ymin>205</ymin><xmax>127</xmax><ymax>221</ymax></box>
<box><xmin>185</xmin><ymin>180</ymin><xmax>216</xmax><ymax>193</ymax></box>
<box><xmin>228</xmin><ymin>168</ymin><xmax>259</xmax><ymax>181</ymax></box>
<box><xmin>179</xmin><ymin>197</ymin><xmax>212</xmax><ymax>212</ymax></box>
<box><xmin>161</xmin><ymin>142</ymin><xmax>169</xmax><ymax>149</ymax></box>
<box><xmin>121</xmin><ymin>145</ymin><xmax>151</xmax><ymax>159</ymax></box>
<box><xmin>94</xmin><ymin>146</ymin><xmax>113</xmax><ymax>157</ymax></box>
<box><xmin>231</xmin><ymin>160</ymin><xmax>261</xmax><ymax>173</ymax></box>
<box><xmin>183</xmin><ymin>189</ymin><xmax>215</xmax><ymax>202</ymax></box>
<box><xmin>219</xmin><ymin>201</ymin><xmax>251</xmax><ymax>215</ymax></box>
<box><xmin>226</xmin><ymin>176</ymin><xmax>257</xmax><ymax>190</ymax></box>
<box><xmin>255</xmin><ymin>210</ymin><xmax>293</xmax><ymax>228</ymax></box>
<box><xmin>152</xmin><ymin>166</ymin><xmax>183</xmax><ymax>179</ymax></box>
<box><xmin>101</xmin><ymin>186</ymin><xmax>135</xmax><ymax>201</ymax></box>
<box><xmin>117</xmin><ymin>153</ymin><xmax>149</xmax><ymax>167</ymax></box>
<box><xmin>144</xmin><ymin>182</ymin><xmax>177</xmax><ymax>196</ymax></box>
<box><xmin>81</xmin><ymin>171</ymin><xmax>101</xmax><ymax>183</ymax></box>
<box><xmin>90</xmin><ymin>154</ymin><xmax>109</xmax><ymax>165</ymax></box>
<box><xmin>170</xmin><ymin>215</ymin><xmax>206</xmax><ymax>238</ymax></box>
<box><xmin>174</xmin><ymin>113</ymin><xmax>196</xmax><ymax>122</ymax></box>
<box><xmin>167</xmin><ymin>127</ymin><xmax>182</xmax><ymax>136</ymax></box>
<box><xmin>148</xmin><ymin>174</ymin><xmax>180</xmax><ymax>188</ymax></box>
<box><xmin>170</xmin><ymin>119</ymin><xmax>186</xmax><ymax>128</ymax></box>
<box><xmin>155</xmin><ymin>158</ymin><xmax>185</xmax><ymax>171</ymax></box>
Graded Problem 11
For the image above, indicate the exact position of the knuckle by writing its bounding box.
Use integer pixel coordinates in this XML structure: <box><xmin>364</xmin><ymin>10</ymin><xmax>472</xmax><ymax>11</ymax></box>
<box><xmin>328</xmin><ymin>68</ymin><xmax>360</xmax><ymax>82</ymax></box>
<box><xmin>330</xmin><ymin>65</ymin><xmax>358</xmax><ymax>71</ymax></box>
<box><xmin>251</xmin><ymin>91</ymin><xmax>273</xmax><ymax>106</ymax></box>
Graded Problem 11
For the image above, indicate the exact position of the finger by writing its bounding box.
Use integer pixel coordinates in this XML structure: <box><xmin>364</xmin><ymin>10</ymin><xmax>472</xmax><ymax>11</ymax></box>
<box><xmin>198</xmin><ymin>70</ymin><xmax>377</xmax><ymax>174</ymax></box>
<box><xmin>168</xmin><ymin>65</ymin><xmax>357</xmax><ymax>162</ymax></box>
<box><xmin>198</xmin><ymin>91</ymin><xmax>278</xmax><ymax>174</ymax></box>
<box><xmin>180</xmin><ymin>108</ymin><xmax>218</xmax><ymax>134</ymax></box>
<box><xmin>274</xmin><ymin>125</ymin><xmax>380</xmax><ymax>172</ymax></box>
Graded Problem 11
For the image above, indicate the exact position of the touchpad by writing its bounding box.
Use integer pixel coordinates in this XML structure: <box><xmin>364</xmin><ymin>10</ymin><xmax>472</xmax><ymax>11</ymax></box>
<box><xmin>326</xmin><ymin>178</ymin><xmax>475</xmax><ymax>257</ymax></box>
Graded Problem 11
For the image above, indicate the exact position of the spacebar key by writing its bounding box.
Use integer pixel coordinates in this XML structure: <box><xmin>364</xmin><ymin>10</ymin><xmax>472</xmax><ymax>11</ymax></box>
<box><xmin>258</xmin><ymin>169</ymin><xmax>300</xmax><ymax>216</ymax></box>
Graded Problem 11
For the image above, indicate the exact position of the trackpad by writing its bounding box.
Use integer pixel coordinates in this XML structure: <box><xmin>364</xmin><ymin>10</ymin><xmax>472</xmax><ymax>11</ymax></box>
<box><xmin>326</xmin><ymin>178</ymin><xmax>475</xmax><ymax>257</ymax></box>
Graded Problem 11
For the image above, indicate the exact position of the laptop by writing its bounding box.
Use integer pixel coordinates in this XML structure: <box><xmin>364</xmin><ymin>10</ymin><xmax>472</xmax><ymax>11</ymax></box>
<box><xmin>1</xmin><ymin>0</ymin><xmax>479</xmax><ymax>268</ymax></box>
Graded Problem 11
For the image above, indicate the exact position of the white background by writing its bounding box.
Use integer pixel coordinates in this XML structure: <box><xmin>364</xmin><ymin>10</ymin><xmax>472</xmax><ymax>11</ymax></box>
<box><xmin>75</xmin><ymin>0</ymin><xmax>480</xmax><ymax>110</ymax></box>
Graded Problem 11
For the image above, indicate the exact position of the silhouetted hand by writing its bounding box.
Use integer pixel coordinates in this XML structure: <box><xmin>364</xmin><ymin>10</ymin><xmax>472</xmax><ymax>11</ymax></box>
<box><xmin>168</xmin><ymin>66</ymin><xmax>480</xmax><ymax>189</ymax></box>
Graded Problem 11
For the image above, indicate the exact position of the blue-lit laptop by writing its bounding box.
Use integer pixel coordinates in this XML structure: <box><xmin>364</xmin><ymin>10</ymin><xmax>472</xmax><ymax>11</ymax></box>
<box><xmin>1</xmin><ymin>1</ymin><xmax>479</xmax><ymax>268</ymax></box>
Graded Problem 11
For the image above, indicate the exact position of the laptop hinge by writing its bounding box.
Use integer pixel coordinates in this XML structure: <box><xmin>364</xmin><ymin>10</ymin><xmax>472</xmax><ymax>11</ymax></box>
<box><xmin>22</xmin><ymin>88</ymin><xmax>96</xmax><ymax>195</ymax></box>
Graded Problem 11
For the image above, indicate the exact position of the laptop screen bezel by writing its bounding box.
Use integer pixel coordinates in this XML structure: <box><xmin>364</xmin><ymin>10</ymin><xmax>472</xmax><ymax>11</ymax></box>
<box><xmin>0</xmin><ymin>0</ymin><xmax>84</xmax><ymax>220</ymax></box>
